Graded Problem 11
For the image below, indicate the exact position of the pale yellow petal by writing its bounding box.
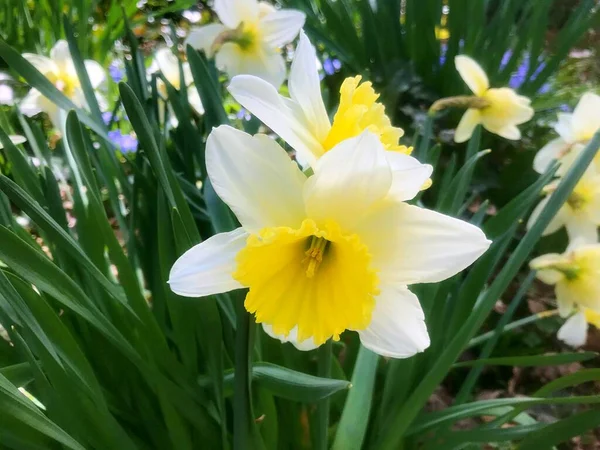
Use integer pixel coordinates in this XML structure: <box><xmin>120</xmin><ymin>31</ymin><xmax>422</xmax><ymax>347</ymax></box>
<box><xmin>455</xmin><ymin>55</ymin><xmax>489</xmax><ymax>96</ymax></box>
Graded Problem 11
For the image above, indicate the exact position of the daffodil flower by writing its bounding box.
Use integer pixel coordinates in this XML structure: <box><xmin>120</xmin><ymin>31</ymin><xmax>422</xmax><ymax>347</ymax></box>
<box><xmin>527</xmin><ymin>167</ymin><xmax>600</xmax><ymax>243</ymax></box>
<box><xmin>151</xmin><ymin>47</ymin><xmax>204</xmax><ymax>116</ymax></box>
<box><xmin>169</xmin><ymin>126</ymin><xmax>490</xmax><ymax>357</ymax></box>
<box><xmin>185</xmin><ymin>0</ymin><xmax>305</xmax><ymax>88</ymax></box>
<box><xmin>228</xmin><ymin>31</ymin><xmax>409</xmax><ymax>167</ymax></box>
<box><xmin>19</xmin><ymin>40</ymin><xmax>106</xmax><ymax>128</ymax></box>
<box><xmin>533</xmin><ymin>92</ymin><xmax>600</xmax><ymax>175</ymax></box>
<box><xmin>531</xmin><ymin>244</ymin><xmax>600</xmax><ymax>347</ymax></box>
<box><xmin>453</xmin><ymin>55</ymin><xmax>534</xmax><ymax>143</ymax></box>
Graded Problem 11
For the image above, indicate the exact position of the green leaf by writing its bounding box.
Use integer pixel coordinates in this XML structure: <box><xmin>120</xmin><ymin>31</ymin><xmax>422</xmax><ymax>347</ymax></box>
<box><xmin>453</xmin><ymin>352</ymin><xmax>597</xmax><ymax>368</ymax></box>
<box><xmin>332</xmin><ymin>345</ymin><xmax>378</xmax><ymax>450</ymax></box>
<box><xmin>518</xmin><ymin>409</ymin><xmax>600</xmax><ymax>449</ymax></box>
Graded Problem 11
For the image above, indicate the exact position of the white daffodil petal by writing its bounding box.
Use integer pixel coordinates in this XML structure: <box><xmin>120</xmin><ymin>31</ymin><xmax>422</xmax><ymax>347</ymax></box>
<box><xmin>187</xmin><ymin>86</ymin><xmax>205</xmax><ymax>115</ymax></box>
<box><xmin>0</xmin><ymin>135</ymin><xmax>26</xmax><ymax>150</ymax></box>
<box><xmin>556</xmin><ymin>284</ymin><xmax>576</xmax><ymax>318</ymax></box>
<box><xmin>355</xmin><ymin>202</ymin><xmax>490</xmax><ymax>285</ymax></box>
<box><xmin>565</xmin><ymin>217</ymin><xmax>599</xmax><ymax>244</ymax></box>
<box><xmin>50</xmin><ymin>40</ymin><xmax>73</xmax><ymax>73</ymax></box>
<box><xmin>385</xmin><ymin>152</ymin><xmax>433</xmax><ymax>202</ymax></box>
<box><xmin>84</xmin><ymin>60</ymin><xmax>106</xmax><ymax>88</ymax></box>
<box><xmin>168</xmin><ymin>228</ymin><xmax>247</xmax><ymax>297</ymax></box>
<box><xmin>454</xmin><ymin>109</ymin><xmax>481</xmax><ymax>143</ymax></box>
<box><xmin>22</xmin><ymin>54</ymin><xmax>57</xmax><ymax>77</ymax></box>
<box><xmin>527</xmin><ymin>197</ymin><xmax>568</xmax><ymax>236</ymax></box>
<box><xmin>288</xmin><ymin>31</ymin><xmax>331</xmax><ymax>142</ymax></box>
<box><xmin>304</xmin><ymin>132</ymin><xmax>392</xmax><ymax>229</ymax></box>
<box><xmin>554</xmin><ymin>113</ymin><xmax>575</xmax><ymax>143</ymax></box>
<box><xmin>155</xmin><ymin>48</ymin><xmax>181</xmax><ymax>87</ymax></box>
<box><xmin>217</xmin><ymin>43</ymin><xmax>286</xmax><ymax>88</ymax></box>
<box><xmin>358</xmin><ymin>285</ymin><xmax>430</xmax><ymax>358</ymax></box>
<box><xmin>260</xmin><ymin>10</ymin><xmax>305</xmax><ymax>48</ymax></box>
<box><xmin>557</xmin><ymin>311</ymin><xmax>588</xmax><ymax>347</ymax></box>
<box><xmin>572</xmin><ymin>92</ymin><xmax>600</xmax><ymax>141</ymax></box>
<box><xmin>262</xmin><ymin>324</ymin><xmax>318</xmax><ymax>351</ymax></box>
<box><xmin>534</xmin><ymin>138</ymin><xmax>568</xmax><ymax>174</ymax></box>
<box><xmin>214</xmin><ymin>0</ymin><xmax>259</xmax><ymax>29</ymax></box>
<box><xmin>19</xmin><ymin>89</ymin><xmax>43</xmax><ymax>117</ymax></box>
<box><xmin>455</xmin><ymin>55</ymin><xmax>489</xmax><ymax>96</ymax></box>
<box><xmin>206</xmin><ymin>125</ymin><xmax>306</xmax><ymax>232</ymax></box>
<box><xmin>228</xmin><ymin>74</ymin><xmax>323</xmax><ymax>164</ymax></box>
<box><xmin>186</xmin><ymin>24</ymin><xmax>227</xmax><ymax>57</ymax></box>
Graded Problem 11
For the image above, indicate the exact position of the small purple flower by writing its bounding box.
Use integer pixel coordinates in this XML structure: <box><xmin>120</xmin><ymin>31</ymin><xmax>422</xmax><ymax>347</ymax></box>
<box><xmin>109</xmin><ymin>130</ymin><xmax>138</xmax><ymax>153</ymax></box>
<box><xmin>322</xmin><ymin>58</ymin><xmax>341</xmax><ymax>76</ymax></box>
<box><xmin>559</xmin><ymin>104</ymin><xmax>571</xmax><ymax>112</ymax></box>
<box><xmin>439</xmin><ymin>43</ymin><xmax>448</xmax><ymax>66</ymax></box>
<box><xmin>109</xmin><ymin>62</ymin><xmax>125</xmax><ymax>83</ymax></box>
<box><xmin>102</xmin><ymin>111</ymin><xmax>114</xmax><ymax>125</ymax></box>
<box><xmin>236</xmin><ymin>108</ymin><xmax>252</xmax><ymax>121</ymax></box>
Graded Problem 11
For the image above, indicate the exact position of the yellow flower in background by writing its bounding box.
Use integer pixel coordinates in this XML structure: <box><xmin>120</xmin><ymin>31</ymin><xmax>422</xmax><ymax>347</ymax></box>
<box><xmin>19</xmin><ymin>40</ymin><xmax>106</xmax><ymax>127</ymax></box>
<box><xmin>169</xmin><ymin>126</ymin><xmax>490</xmax><ymax>356</ymax></box>
<box><xmin>527</xmin><ymin>166</ymin><xmax>600</xmax><ymax>243</ymax></box>
<box><xmin>149</xmin><ymin>47</ymin><xmax>204</xmax><ymax>116</ymax></box>
<box><xmin>186</xmin><ymin>0</ymin><xmax>305</xmax><ymax>88</ymax></box>
<box><xmin>453</xmin><ymin>55</ymin><xmax>534</xmax><ymax>143</ymax></box>
<box><xmin>531</xmin><ymin>244</ymin><xmax>600</xmax><ymax>347</ymax></box>
<box><xmin>228</xmin><ymin>31</ymin><xmax>409</xmax><ymax>167</ymax></box>
<box><xmin>533</xmin><ymin>92</ymin><xmax>600</xmax><ymax>175</ymax></box>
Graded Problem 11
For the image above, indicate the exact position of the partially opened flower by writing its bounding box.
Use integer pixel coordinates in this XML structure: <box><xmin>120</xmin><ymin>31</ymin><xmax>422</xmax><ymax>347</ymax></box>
<box><xmin>531</xmin><ymin>244</ymin><xmax>600</xmax><ymax>347</ymax></box>
<box><xmin>228</xmin><ymin>31</ymin><xmax>409</xmax><ymax>167</ymax></box>
<box><xmin>533</xmin><ymin>92</ymin><xmax>600</xmax><ymax>175</ymax></box>
<box><xmin>151</xmin><ymin>47</ymin><xmax>204</xmax><ymax>116</ymax></box>
<box><xmin>452</xmin><ymin>55</ymin><xmax>534</xmax><ymax>143</ymax></box>
<box><xmin>186</xmin><ymin>0</ymin><xmax>305</xmax><ymax>88</ymax></box>
<box><xmin>527</xmin><ymin>167</ymin><xmax>600</xmax><ymax>243</ymax></box>
<box><xmin>169</xmin><ymin>126</ymin><xmax>490</xmax><ymax>357</ymax></box>
<box><xmin>19</xmin><ymin>40</ymin><xmax>105</xmax><ymax>127</ymax></box>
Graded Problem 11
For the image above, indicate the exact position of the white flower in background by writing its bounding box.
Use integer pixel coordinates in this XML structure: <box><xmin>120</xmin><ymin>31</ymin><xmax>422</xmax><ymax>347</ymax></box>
<box><xmin>533</xmin><ymin>92</ymin><xmax>600</xmax><ymax>175</ymax></box>
<box><xmin>186</xmin><ymin>0</ymin><xmax>305</xmax><ymax>88</ymax></box>
<box><xmin>531</xmin><ymin>244</ymin><xmax>600</xmax><ymax>347</ymax></box>
<box><xmin>527</xmin><ymin>166</ymin><xmax>600</xmax><ymax>243</ymax></box>
<box><xmin>0</xmin><ymin>73</ymin><xmax>16</xmax><ymax>105</ymax></box>
<box><xmin>0</xmin><ymin>134</ymin><xmax>26</xmax><ymax>149</ymax></box>
<box><xmin>150</xmin><ymin>47</ymin><xmax>204</xmax><ymax>116</ymax></box>
<box><xmin>228</xmin><ymin>31</ymin><xmax>410</xmax><ymax>167</ymax></box>
<box><xmin>169</xmin><ymin>126</ymin><xmax>490</xmax><ymax>357</ymax></box>
<box><xmin>19</xmin><ymin>40</ymin><xmax>106</xmax><ymax>128</ymax></box>
<box><xmin>453</xmin><ymin>55</ymin><xmax>534</xmax><ymax>143</ymax></box>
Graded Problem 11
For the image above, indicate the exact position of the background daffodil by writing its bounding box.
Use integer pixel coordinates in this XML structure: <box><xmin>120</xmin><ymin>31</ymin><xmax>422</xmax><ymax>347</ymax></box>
<box><xmin>527</xmin><ymin>166</ymin><xmax>600</xmax><ymax>243</ymax></box>
<box><xmin>534</xmin><ymin>92</ymin><xmax>600</xmax><ymax>175</ymax></box>
<box><xmin>186</xmin><ymin>0</ymin><xmax>305</xmax><ymax>88</ymax></box>
<box><xmin>531</xmin><ymin>244</ymin><xmax>600</xmax><ymax>347</ymax></box>
<box><xmin>19</xmin><ymin>40</ymin><xmax>106</xmax><ymax>128</ymax></box>
<box><xmin>228</xmin><ymin>31</ymin><xmax>409</xmax><ymax>167</ymax></box>
<box><xmin>169</xmin><ymin>126</ymin><xmax>490</xmax><ymax>357</ymax></box>
<box><xmin>454</xmin><ymin>55</ymin><xmax>534</xmax><ymax>143</ymax></box>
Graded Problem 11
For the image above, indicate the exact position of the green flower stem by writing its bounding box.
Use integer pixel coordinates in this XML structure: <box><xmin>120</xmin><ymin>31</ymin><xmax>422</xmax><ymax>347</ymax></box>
<box><xmin>315</xmin><ymin>339</ymin><xmax>332</xmax><ymax>450</ymax></box>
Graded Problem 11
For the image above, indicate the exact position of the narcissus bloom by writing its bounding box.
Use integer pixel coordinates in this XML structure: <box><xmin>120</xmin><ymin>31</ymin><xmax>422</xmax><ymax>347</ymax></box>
<box><xmin>527</xmin><ymin>167</ymin><xmax>600</xmax><ymax>243</ymax></box>
<box><xmin>186</xmin><ymin>0</ymin><xmax>305</xmax><ymax>88</ymax></box>
<box><xmin>169</xmin><ymin>126</ymin><xmax>490</xmax><ymax>357</ymax></box>
<box><xmin>531</xmin><ymin>244</ymin><xmax>600</xmax><ymax>347</ymax></box>
<box><xmin>151</xmin><ymin>47</ymin><xmax>204</xmax><ymax>115</ymax></box>
<box><xmin>228</xmin><ymin>31</ymin><xmax>409</xmax><ymax>167</ymax></box>
<box><xmin>453</xmin><ymin>55</ymin><xmax>534</xmax><ymax>143</ymax></box>
<box><xmin>19</xmin><ymin>40</ymin><xmax>105</xmax><ymax>127</ymax></box>
<box><xmin>533</xmin><ymin>92</ymin><xmax>600</xmax><ymax>175</ymax></box>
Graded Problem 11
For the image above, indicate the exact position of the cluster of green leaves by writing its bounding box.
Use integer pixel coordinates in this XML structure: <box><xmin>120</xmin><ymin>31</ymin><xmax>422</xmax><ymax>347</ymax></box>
<box><xmin>0</xmin><ymin>4</ymin><xmax>599</xmax><ymax>450</ymax></box>
<box><xmin>285</xmin><ymin>0</ymin><xmax>600</xmax><ymax>116</ymax></box>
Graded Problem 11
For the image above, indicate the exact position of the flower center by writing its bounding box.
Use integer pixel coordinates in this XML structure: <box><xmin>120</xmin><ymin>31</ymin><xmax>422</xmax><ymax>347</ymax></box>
<box><xmin>567</xmin><ymin>182</ymin><xmax>594</xmax><ymax>212</ymax></box>
<box><xmin>584</xmin><ymin>308</ymin><xmax>600</xmax><ymax>328</ymax></box>
<box><xmin>54</xmin><ymin>74</ymin><xmax>80</xmax><ymax>98</ymax></box>
<box><xmin>322</xmin><ymin>76</ymin><xmax>410</xmax><ymax>154</ymax></box>
<box><xmin>233</xmin><ymin>219</ymin><xmax>379</xmax><ymax>345</ymax></box>
<box><xmin>212</xmin><ymin>22</ymin><xmax>260</xmax><ymax>54</ymax></box>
